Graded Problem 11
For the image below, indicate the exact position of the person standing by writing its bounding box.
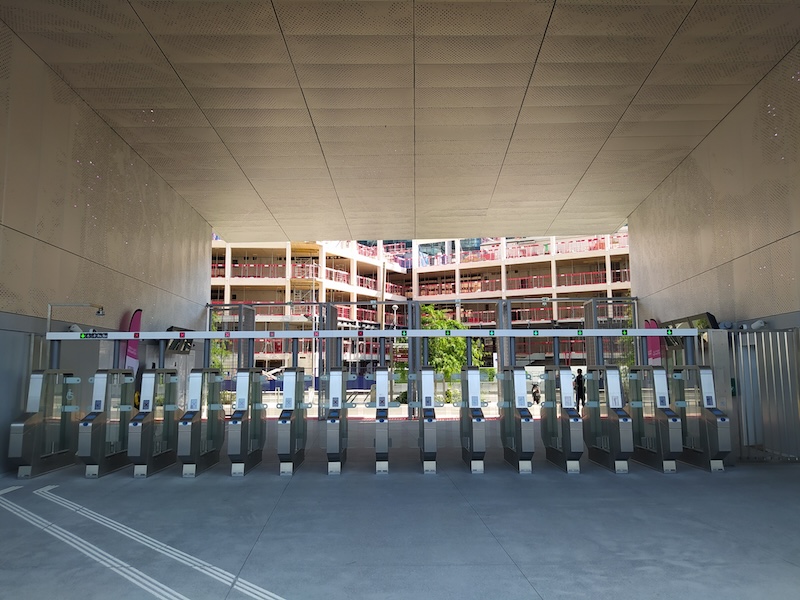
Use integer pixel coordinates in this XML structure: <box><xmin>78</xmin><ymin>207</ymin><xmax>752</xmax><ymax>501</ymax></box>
<box><xmin>574</xmin><ymin>368</ymin><xmax>586</xmax><ymax>413</ymax></box>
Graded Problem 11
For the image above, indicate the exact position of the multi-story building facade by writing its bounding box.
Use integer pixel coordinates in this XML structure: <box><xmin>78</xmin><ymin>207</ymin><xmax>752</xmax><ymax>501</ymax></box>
<box><xmin>210</xmin><ymin>239</ymin><xmax>409</xmax><ymax>372</ymax></box>
<box><xmin>211</xmin><ymin>232</ymin><xmax>630</xmax><ymax>369</ymax></box>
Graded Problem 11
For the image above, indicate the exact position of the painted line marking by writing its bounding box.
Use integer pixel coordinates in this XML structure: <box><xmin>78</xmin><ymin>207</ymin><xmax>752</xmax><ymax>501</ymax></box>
<box><xmin>0</xmin><ymin>495</ymin><xmax>189</xmax><ymax>600</ymax></box>
<box><xmin>0</xmin><ymin>486</ymin><xmax>23</xmax><ymax>496</ymax></box>
<box><xmin>36</xmin><ymin>486</ymin><xmax>286</xmax><ymax>600</ymax></box>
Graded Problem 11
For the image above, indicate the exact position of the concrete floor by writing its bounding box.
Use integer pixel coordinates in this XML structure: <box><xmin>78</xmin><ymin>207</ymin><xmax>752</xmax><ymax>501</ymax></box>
<box><xmin>2</xmin><ymin>418</ymin><xmax>799</xmax><ymax>600</ymax></box>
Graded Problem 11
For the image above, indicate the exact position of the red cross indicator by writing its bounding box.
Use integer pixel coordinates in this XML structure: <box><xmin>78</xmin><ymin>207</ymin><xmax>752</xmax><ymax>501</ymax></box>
<box><xmin>314</xmin><ymin>331</ymin><xmax>319</xmax><ymax>337</ymax></box>
<box><xmin>358</xmin><ymin>331</ymin><xmax>364</xmax><ymax>337</ymax></box>
<box><xmin>225</xmin><ymin>331</ymin><xmax>230</xmax><ymax>338</ymax></box>
<box><xmin>179</xmin><ymin>332</ymin><xmax>185</xmax><ymax>338</ymax></box>
<box><xmin>269</xmin><ymin>331</ymin><xmax>275</xmax><ymax>337</ymax></box>
<box><xmin>133</xmin><ymin>333</ymin><xmax>139</xmax><ymax>338</ymax></box>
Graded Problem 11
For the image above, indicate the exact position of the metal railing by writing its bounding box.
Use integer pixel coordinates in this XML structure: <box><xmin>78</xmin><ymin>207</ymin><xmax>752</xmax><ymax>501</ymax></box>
<box><xmin>230</xmin><ymin>263</ymin><xmax>286</xmax><ymax>278</ymax></box>
<box><xmin>557</xmin><ymin>270</ymin><xmax>607</xmax><ymax>286</ymax></box>
<box><xmin>460</xmin><ymin>278</ymin><xmax>502</xmax><ymax>294</ymax></box>
<box><xmin>506</xmin><ymin>274</ymin><xmax>552</xmax><ymax>290</ymax></box>
<box><xmin>291</xmin><ymin>263</ymin><xmax>319</xmax><ymax>279</ymax></box>
<box><xmin>325</xmin><ymin>267</ymin><xmax>351</xmax><ymax>284</ymax></box>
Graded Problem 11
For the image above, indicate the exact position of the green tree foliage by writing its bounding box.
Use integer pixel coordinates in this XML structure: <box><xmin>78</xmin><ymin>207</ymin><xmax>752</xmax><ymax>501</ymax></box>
<box><xmin>210</xmin><ymin>310</ymin><xmax>233</xmax><ymax>372</ymax></box>
<box><xmin>420</xmin><ymin>304</ymin><xmax>484</xmax><ymax>379</ymax></box>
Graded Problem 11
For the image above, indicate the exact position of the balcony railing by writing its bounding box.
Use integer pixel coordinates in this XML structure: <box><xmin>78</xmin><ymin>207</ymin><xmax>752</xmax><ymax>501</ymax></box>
<box><xmin>555</xmin><ymin>237</ymin><xmax>605</xmax><ymax>254</ymax></box>
<box><xmin>506</xmin><ymin>242</ymin><xmax>549</xmax><ymax>259</ymax></box>
<box><xmin>461</xmin><ymin>309</ymin><xmax>497</xmax><ymax>324</ymax></box>
<box><xmin>611</xmin><ymin>268</ymin><xmax>630</xmax><ymax>283</ymax></box>
<box><xmin>557</xmin><ymin>270</ymin><xmax>607</xmax><ymax>287</ymax></box>
<box><xmin>610</xmin><ymin>233</ymin><xmax>629</xmax><ymax>248</ymax></box>
<box><xmin>291</xmin><ymin>263</ymin><xmax>319</xmax><ymax>279</ymax></box>
<box><xmin>557</xmin><ymin>304</ymin><xmax>585</xmax><ymax>320</ymax></box>
<box><xmin>419</xmin><ymin>253</ymin><xmax>455</xmax><ymax>267</ymax></box>
<box><xmin>357</xmin><ymin>243</ymin><xmax>378</xmax><ymax>258</ymax></box>
<box><xmin>506</xmin><ymin>274</ymin><xmax>552</xmax><ymax>290</ymax></box>
<box><xmin>385</xmin><ymin>282</ymin><xmax>406</xmax><ymax>296</ymax></box>
<box><xmin>355</xmin><ymin>307</ymin><xmax>378</xmax><ymax>322</ymax></box>
<box><xmin>211</xmin><ymin>263</ymin><xmax>225</xmax><ymax>277</ymax></box>
<box><xmin>511</xmin><ymin>306</ymin><xmax>554</xmax><ymax>322</ymax></box>
<box><xmin>325</xmin><ymin>267</ymin><xmax>351</xmax><ymax>285</ymax></box>
<box><xmin>356</xmin><ymin>275</ymin><xmax>378</xmax><ymax>291</ymax></box>
<box><xmin>419</xmin><ymin>282</ymin><xmax>456</xmax><ymax>296</ymax></box>
<box><xmin>229</xmin><ymin>263</ymin><xmax>286</xmax><ymax>278</ymax></box>
<box><xmin>461</xmin><ymin>247</ymin><xmax>500</xmax><ymax>263</ymax></box>
<box><xmin>460</xmin><ymin>278</ymin><xmax>502</xmax><ymax>294</ymax></box>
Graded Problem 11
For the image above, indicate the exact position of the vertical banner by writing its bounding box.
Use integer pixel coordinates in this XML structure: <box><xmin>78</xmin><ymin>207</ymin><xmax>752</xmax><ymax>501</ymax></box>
<box><xmin>124</xmin><ymin>309</ymin><xmax>143</xmax><ymax>371</ymax></box>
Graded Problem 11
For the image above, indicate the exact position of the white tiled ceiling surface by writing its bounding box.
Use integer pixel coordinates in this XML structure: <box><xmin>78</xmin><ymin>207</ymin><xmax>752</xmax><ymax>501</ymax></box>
<box><xmin>1</xmin><ymin>0</ymin><xmax>798</xmax><ymax>242</ymax></box>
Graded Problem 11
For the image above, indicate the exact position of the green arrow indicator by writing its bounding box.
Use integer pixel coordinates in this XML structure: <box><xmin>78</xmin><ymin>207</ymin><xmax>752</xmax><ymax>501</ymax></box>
<box><xmin>533</xmin><ymin>330</ymin><xmax>539</xmax><ymax>336</ymax></box>
<box><xmin>489</xmin><ymin>330</ymin><xmax>495</xmax><ymax>336</ymax></box>
<box><xmin>445</xmin><ymin>330</ymin><xmax>451</xmax><ymax>336</ymax></box>
<box><xmin>577</xmin><ymin>330</ymin><xmax>583</xmax><ymax>336</ymax></box>
<box><xmin>666</xmin><ymin>329</ymin><xmax>673</xmax><ymax>335</ymax></box>
<box><xmin>80</xmin><ymin>333</ymin><xmax>86</xmax><ymax>339</ymax></box>
<box><xmin>622</xmin><ymin>329</ymin><xmax>628</xmax><ymax>336</ymax></box>
<box><xmin>401</xmin><ymin>330</ymin><xmax>407</xmax><ymax>336</ymax></box>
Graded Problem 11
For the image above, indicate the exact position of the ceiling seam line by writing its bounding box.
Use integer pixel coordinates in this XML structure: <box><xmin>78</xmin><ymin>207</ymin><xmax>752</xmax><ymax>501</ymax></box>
<box><xmin>623</xmin><ymin>36</ymin><xmax>800</xmax><ymax>228</ymax></box>
<box><xmin>269</xmin><ymin>0</ymin><xmax>353</xmax><ymax>240</ymax></box>
<box><xmin>484</xmin><ymin>1</ymin><xmax>558</xmax><ymax>216</ymax></box>
<box><xmin>124</xmin><ymin>0</ymin><xmax>292</xmax><ymax>241</ymax></box>
<box><xmin>542</xmin><ymin>0</ymin><xmax>700</xmax><ymax>235</ymax></box>
<box><xmin>0</xmin><ymin>13</ymin><xmax>214</xmax><ymax>232</ymax></box>
<box><xmin>413</xmin><ymin>0</ymin><xmax>417</xmax><ymax>239</ymax></box>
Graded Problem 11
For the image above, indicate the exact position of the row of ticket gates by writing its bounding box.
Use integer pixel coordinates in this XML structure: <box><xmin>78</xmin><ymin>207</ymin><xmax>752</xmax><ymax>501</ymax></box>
<box><xmin>8</xmin><ymin>364</ymin><xmax>730</xmax><ymax>479</ymax></box>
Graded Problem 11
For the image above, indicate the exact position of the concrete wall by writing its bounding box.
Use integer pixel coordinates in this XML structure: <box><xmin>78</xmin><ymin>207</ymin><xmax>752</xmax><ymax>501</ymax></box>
<box><xmin>0</xmin><ymin>24</ymin><xmax>210</xmax><ymax>469</ymax></box>
<box><xmin>629</xmin><ymin>45</ymin><xmax>800</xmax><ymax>328</ymax></box>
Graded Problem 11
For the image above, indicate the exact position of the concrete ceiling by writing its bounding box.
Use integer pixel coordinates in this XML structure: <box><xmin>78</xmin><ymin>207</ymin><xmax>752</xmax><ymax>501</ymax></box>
<box><xmin>1</xmin><ymin>1</ymin><xmax>799</xmax><ymax>243</ymax></box>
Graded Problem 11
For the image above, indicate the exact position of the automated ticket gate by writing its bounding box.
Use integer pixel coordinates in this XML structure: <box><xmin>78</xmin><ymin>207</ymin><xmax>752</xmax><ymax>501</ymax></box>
<box><xmin>277</xmin><ymin>367</ymin><xmax>307</xmax><ymax>475</ymax></box>
<box><xmin>499</xmin><ymin>367</ymin><xmax>534</xmax><ymax>473</ymax></box>
<box><xmin>177</xmin><ymin>368</ymin><xmax>225</xmax><ymax>477</ymax></box>
<box><xmin>9</xmin><ymin>370</ymin><xmax>81</xmax><ymax>478</ymax></box>
<box><xmin>671</xmin><ymin>366</ymin><xmax>731</xmax><ymax>472</ymax></box>
<box><xmin>582</xmin><ymin>367</ymin><xmax>633</xmax><ymax>474</ymax></box>
<box><xmin>628</xmin><ymin>366</ymin><xmax>682</xmax><ymax>473</ymax></box>
<box><xmin>373</xmin><ymin>368</ymin><xmax>390</xmax><ymax>474</ymax></box>
<box><xmin>77</xmin><ymin>369</ymin><xmax>135</xmax><ymax>477</ymax></box>
<box><xmin>417</xmin><ymin>367</ymin><xmax>437</xmax><ymax>474</ymax></box>
<box><xmin>541</xmin><ymin>367</ymin><xmax>583</xmax><ymax>473</ymax></box>
<box><xmin>460</xmin><ymin>366</ymin><xmax>486</xmax><ymax>473</ymax></box>
<box><xmin>227</xmin><ymin>369</ymin><xmax>267</xmax><ymax>476</ymax></box>
<box><xmin>128</xmin><ymin>369</ymin><xmax>180</xmax><ymax>478</ymax></box>
<box><xmin>326</xmin><ymin>368</ymin><xmax>348</xmax><ymax>474</ymax></box>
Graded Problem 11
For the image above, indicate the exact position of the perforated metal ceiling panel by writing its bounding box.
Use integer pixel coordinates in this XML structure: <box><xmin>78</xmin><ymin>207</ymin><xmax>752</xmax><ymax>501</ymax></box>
<box><xmin>0</xmin><ymin>0</ymin><xmax>798</xmax><ymax>242</ymax></box>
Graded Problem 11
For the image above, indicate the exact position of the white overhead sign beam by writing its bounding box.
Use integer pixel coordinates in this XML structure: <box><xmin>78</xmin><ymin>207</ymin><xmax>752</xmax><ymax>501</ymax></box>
<box><xmin>46</xmin><ymin>328</ymin><xmax>696</xmax><ymax>341</ymax></box>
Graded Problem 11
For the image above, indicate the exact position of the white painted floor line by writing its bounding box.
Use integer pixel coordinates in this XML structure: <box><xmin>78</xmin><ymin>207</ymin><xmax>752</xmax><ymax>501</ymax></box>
<box><xmin>0</xmin><ymin>486</ymin><xmax>23</xmax><ymax>496</ymax></box>
<box><xmin>0</xmin><ymin>495</ymin><xmax>190</xmax><ymax>600</ymax></box>
<box><xmin>35</xmin><ymin>486</ymin><xmax>287</xmax><ymax>600</ymax></box>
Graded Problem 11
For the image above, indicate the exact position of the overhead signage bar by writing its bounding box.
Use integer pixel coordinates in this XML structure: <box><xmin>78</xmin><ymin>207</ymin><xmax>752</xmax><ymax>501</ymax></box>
<box><xmin>47</xmin><ymin>328</ymin><xmax>696</xmax><ymax>341</ymax></box>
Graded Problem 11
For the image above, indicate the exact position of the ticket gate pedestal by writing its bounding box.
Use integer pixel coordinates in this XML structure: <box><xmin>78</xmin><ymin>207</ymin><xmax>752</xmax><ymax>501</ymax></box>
<box><xmin>128</xmin><ymin>369</ymin><xmax>179</xmax><ymax>478</ymax></box>
<box><xmin>460</xmin><ymin>367</ymin><xmax>485</xmax><ymax>474</ymax></box>
<box><xmin>77</xmin><ymin>370</ymin><xmax>136</xmax><ymax>478</ymax></box>
<box><xmin>326</xmin><ymin>369</ymin><xmax>348</xmax><ymax>475</ymax></box>
<box><xmin>9</xmin><ymin>371</ymin><xmax>81</xmax><ymax>479</ymax></box>
<box><xmin>671</xmin><ymin>366</ymin><xmax>731</xmax><ymax>472</ymax></box>
<box><xmin>500</xmin><ymin>368</ymin><xmax>535</xmax><ymax>473</ymax></box>
<box><xmin>277</xmin><ymin>368</ymin><xmax>307</xmax><ymax>475</ymax></box>
<box><xmin>583</xmin><ymin>367</ymin><xmax>633</xmax><ymax>474</ymax></box>
<box><xmin>372</xmin><ymin>368</ymin><xmax>391</xmax><ymax>474</ymax></box>
<box><xmin>629</xmin><ymin>366</ymin><xmax>682</xmax><ymax>473</ymax></box>
<box><xmin>177</xmin><ymin>369</ymin><xmax>225</xmax><ymax>477</ymax></box>
<box><xmin>418</xmin><ymin>368</ymin><xmax>437</xmax><ymax>474</ymax></box>
<box><xmin>227</xmin><ymin>369</ymin><xmax>267</xmax><ymax>476</ymax></box>
<box><xmin>541</xmin><ymin>367</ymin><xmax>583</xmax><ymax>473</ymax></box>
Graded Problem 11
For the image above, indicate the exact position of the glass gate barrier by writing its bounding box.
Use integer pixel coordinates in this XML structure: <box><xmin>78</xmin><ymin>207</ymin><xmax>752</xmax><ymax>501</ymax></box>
<box><xmin>77</xmin><ymin>369</ymin><xmax>135</xmax><ymax>477</ymax></box>
<box><xmin>628</xmin><ymin>366</ymin><xmax>682</xmax><ymax>473</ymax></box>
<box><xmin>583</xmin><ymin>367</ymin><xmax>633</xmax><ymax>473</ymax></box>
<box><xmin>177</xmin><ymin>368</ymin><xmax>224</xmax><ymax>477</ymax></box>
<box><xmin>670</xmin><ymin>366</ymin><xmax>731</xmax><ymax>472</ymax></box>
<box><xmin>541</xmin><ymin>367</ymin><xmax>583</xmax><ymax>473</ymax></box>
<box><xmin>129</xmin><ymin>369</ymin><xmax>180</xmax><ymax>478</ymax></box>
<box><xmin>9</xmin><ymin>370</ymin><xmax>81</xmax><ymax>478</ymax></box>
